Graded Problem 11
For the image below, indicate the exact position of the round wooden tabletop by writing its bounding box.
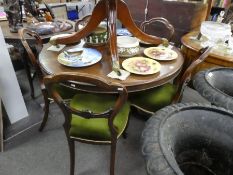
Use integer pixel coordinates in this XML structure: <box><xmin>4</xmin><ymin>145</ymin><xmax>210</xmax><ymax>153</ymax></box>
<box><xmin>39</xmin><ymin>43</ymin><xmax>184</xmax><ymax>92</ymax></box>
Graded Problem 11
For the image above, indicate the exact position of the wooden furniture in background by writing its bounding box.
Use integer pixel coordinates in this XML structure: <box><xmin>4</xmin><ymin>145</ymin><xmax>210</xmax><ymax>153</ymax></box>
<box><xmin>0</xmin><ymin>20</ymin><xmax>74</xmax><ymax>98</ymax></box>
<box><xmin>124</xmin><ymin>0</ymin><xmax>212</xmax><ymax>46</ymax></box>
<box><xmin>181</xmin><ymin>30</ymin><xmax>233</xmax><ymax>74</ymax></box>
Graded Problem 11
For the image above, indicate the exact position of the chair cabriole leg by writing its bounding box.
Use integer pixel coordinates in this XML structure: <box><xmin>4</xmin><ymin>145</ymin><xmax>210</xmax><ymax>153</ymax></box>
<box><xmin>110</xmin><ymin>138</ymin><xmax>117</xmax><ymax>175</ymax></box>
<box><xmin>39</xmin><ymin>90</ymin><xmax>50</xmax><ymax>132</ymax></box>
<box><xmin>68</xmin><ymin>139</ymin><xmax>75</xmax><ymax>175</ymax></box>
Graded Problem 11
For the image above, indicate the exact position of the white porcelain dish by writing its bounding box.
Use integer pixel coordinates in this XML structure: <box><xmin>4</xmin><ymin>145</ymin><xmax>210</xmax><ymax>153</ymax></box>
<box><xmin>116</xmin><ymin>28</ymin><xmax>132</xmax><ymax>36</ymax></box>
<box><xmin>57</xmin><ymin>48</ymin><xmax>102</xmax><ymax>67</ymax></box>
<box><xmin>117</xmin><ymin>36</ymin><xmax>140</xmax><ymax>57</ymax></box>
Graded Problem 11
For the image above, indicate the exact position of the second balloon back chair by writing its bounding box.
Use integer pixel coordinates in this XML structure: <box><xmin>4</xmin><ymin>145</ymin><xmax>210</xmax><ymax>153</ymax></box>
<box><xmin>129</xmin><ymin>46</ymin><xmax>212</xmax><ymax>116</ymax></box>
<box><xmin>19</xmin><ymin>28</ymin><xmax>77</xmax><ymax>131</ymax></box>
<box><xmin>44</xmin><ymin>72</ymin><xmax>131</xmax><ymax>175</ymax></box>
<box><xmin>140</xmin><ymin>17</ymin><xmax>175</xmax><ymax>42</ymax></box>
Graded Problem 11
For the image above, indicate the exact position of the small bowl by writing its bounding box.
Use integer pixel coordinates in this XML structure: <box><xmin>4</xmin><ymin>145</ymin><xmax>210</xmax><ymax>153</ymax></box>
<box><xmin>85</xmin><ymin>26</ymin><xmax>108</xmax><ymax>46</ymax></box>
<box><xmin>117</xmin><ymin>36</ymin><xmax>140</xmax><ymax>57</ymax></box>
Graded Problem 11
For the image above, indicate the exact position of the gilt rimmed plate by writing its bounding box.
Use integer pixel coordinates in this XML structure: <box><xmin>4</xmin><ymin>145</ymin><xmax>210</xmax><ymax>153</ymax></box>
<box><xmin>122</xmin><ymin>57</ymin><xmax>161</xmax><ymax>75</ymax></box>
<box><xmin>57</xmin><ymin>48</ymin><xmax>102</xmax><ymax>67</ymax></box>
<box><xmin>144</xmin><ymin>47</ymin><xmax>178</xmax><ymax>61</ymax></box>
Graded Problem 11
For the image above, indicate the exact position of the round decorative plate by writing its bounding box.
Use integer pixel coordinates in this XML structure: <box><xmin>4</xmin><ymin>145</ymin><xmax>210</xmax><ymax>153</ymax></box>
<box><xmin>117</xmin><ymin>28</ymin><xmax>132</xmax><ymax>36</ymax></box>
<box><xmin>144</xmin><ymin>47</ymin><xmax>178</xmax><ymax>61</ymax></box>
<box><xmin>26</xmin><ymin>21</ymin><xmax>73</xmax><ymax>35</ymax></box>
<box><xmin>122</xmin><ymin>57</ymin><xmax>161</xmax><ymax>75</ymax></box>
<box><xmin>57</xmin><ymin>48</ymin><xmax>102</xmax><ymax>67</ymax></box>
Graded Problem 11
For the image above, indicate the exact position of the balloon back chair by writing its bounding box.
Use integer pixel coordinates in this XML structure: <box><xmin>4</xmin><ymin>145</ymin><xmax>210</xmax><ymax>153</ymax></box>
<box><xmin>19</xmin><ymin>28</ymin><xmax>77</xmax><ymax>131</ymax></box>
<box><xmin>44</xmin><ymin>72</ymin><xmax>131</xmax><ymax>175</ymax></box>
<box><xmin>129</xmin><ymin>46</ymin><xmax>212</xmax><ymax>116</ymax></box>
<box><xmin>140</xmin><ymin>17</ymin><xmax>175</xmax><ymax>42</ymax></box>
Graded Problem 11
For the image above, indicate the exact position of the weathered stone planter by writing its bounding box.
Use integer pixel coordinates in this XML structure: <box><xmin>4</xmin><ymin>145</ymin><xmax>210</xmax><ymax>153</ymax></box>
<box><xmin>193</xmin><ymin>67</ymin><xmax>233</xmax><ymax>111</ymax></box>
<box><xmin>141</xmin><ymin>103</ymin><xmax>233</xmax><ymax>175</ymax></box>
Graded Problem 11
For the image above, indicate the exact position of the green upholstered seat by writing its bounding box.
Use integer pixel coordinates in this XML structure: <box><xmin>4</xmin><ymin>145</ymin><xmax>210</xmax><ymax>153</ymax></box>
<box><xmin>69</xmin><ymin>93</ymin><xmax>131</xmax><ymax>141</ymax></box>
<box><xmin>129</xmin><ymin>83</ymin><xmax>176</xmax><ymax>113</ymax></box>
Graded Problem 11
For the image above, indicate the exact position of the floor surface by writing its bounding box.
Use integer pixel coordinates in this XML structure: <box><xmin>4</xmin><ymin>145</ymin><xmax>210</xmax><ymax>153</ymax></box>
<box><xmin>0</xmin><ymin>70</ymin><xmax>209</xmax><ymax>175</ymax></box>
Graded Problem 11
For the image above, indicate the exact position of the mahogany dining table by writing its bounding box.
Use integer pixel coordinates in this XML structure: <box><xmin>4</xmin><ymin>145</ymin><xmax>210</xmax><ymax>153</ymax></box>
<box><xmin>39</xmin><ymin>42</ymin><xmax>184</xmax><ymax>93</ymax></box>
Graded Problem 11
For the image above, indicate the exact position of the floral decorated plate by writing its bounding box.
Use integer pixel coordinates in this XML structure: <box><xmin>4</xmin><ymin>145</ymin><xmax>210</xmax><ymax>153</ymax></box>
<box><xmin>144</xmin><ymin>47</ymin><xmax>178</xmax><ymax>61</ymax></box>
<box><xmin>122</xmin><ymin>57</ymin><xmax>161</xmax><ymax>75</ymax></box>
<box><xmin>57</xmin><ymin>48</ymin><xmax>102</xmax><ymax>67</ymax></box>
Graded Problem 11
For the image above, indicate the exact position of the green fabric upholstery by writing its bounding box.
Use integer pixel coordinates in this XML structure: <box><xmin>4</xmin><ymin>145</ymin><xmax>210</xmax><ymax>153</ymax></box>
<box><xmin>69</xmin><ymin>93</ymin><xmax>130</xmax><ymax>141</ymax></box>
<box><xmin>54</xmin><ymin>84</ymin><xmax>79</xmax><ymax>99</ymax></box>
<box><xmin>129</xmin><ymin>83</ymin><xmax>176</xmax><ymax>113</ymax></box>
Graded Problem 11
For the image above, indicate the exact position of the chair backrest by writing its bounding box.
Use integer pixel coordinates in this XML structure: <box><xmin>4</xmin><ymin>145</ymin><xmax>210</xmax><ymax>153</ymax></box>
<box><xmin>140</xmin><ymin>17</ymin><xmax>174</xmax><ymax>41</ymax></box>
<box><xmin>172</xmin><ymin>46</ymin><xmax>212</xmax><ymax>103</ymax></box>
<box><xmin>51</xmin><ymin>4</ymin><xmax>68</xmax><ymax>20</ymax></box>
<box><xmin>74</xmin><ymin>14</ymin><xmax>91</xmax><ymax>32</ymax></box>
<box><xmin>18</xmin><ymin>28</ymin><xmax>44</xmax><ymax>81</ymax></box>
<box><xmin>44</xmin><ymin>73</ymin><xmax>128</xmax><ymax>136</ymax></box>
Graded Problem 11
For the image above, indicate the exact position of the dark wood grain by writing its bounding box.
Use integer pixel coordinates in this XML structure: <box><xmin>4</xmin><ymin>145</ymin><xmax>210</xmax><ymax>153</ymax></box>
<box><xmin>39</xmin><ymin>43</ymin><xmax>184</xmax><ymax>93</ymax></box>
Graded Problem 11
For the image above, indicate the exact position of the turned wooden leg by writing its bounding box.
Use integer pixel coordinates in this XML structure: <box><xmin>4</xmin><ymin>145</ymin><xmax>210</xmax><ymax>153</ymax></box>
<box><xmin>39</xmin><ymin>90</ymin><xmax>50</xmax><ymax>132</ymax></box>
<box><xmin>110</xmin><ymin>138</ymin><xmax>117</xmax><ymax>175</ymax></box>
<box><xmin>122</xmin><ymin>112</ymin><xmax>131</xmax><ymax>139</ymax></box>
<box><xmin>68</xmin><ymin>139</ymin><xmax>75</xmax><ymax>175</ymax></box>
